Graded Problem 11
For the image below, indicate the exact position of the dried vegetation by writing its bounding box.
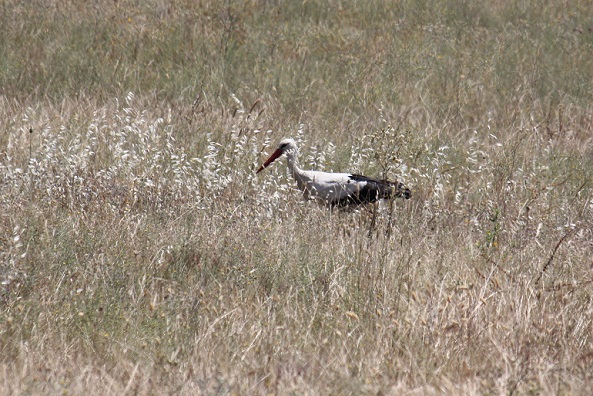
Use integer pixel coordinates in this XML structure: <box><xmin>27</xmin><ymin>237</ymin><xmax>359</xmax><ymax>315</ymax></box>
<box><xmin>1</xmin><ymin>1</ymin><xmax>593</xmax><ymax>394</ymax></box>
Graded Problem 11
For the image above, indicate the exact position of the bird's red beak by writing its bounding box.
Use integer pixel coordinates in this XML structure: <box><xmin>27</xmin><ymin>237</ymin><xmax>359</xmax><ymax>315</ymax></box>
<box><xmin>256</xmin><ymin>148</ymin><xmax>283</xmax><ymax>173</ymax></box>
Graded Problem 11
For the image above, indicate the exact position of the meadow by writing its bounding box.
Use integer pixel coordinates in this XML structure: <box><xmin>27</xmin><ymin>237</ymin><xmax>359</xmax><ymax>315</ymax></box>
<box><xmin>1</xmin><ymin>0</ymin><xmax>593</xmax><ymax>394</ymax></box>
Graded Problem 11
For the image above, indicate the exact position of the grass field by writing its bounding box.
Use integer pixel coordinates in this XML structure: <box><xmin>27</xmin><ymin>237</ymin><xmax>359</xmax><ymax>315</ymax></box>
<box><xmin>2</xmin><ymin>1</ymin><xmax>593</xmax><ymax>394</ymax></box>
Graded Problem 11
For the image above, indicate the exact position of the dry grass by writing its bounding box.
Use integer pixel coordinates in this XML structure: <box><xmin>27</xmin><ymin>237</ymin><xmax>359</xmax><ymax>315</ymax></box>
<box><xmin>2</xmin><ymin>1</ymin><xmax>593</xmax><ymax>394</ymax></box>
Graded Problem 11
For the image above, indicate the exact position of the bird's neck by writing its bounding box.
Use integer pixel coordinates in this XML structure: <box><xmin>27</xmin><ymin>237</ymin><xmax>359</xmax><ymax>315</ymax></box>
<box><xmin>285</xmin><ymin>150</ymin><xmax>310</xmax><ymax>197</ymax></box>
<box><xmin>286</xmin><ymin>151</ymin><xmax>304</xmax><ymax>178</ymax></box>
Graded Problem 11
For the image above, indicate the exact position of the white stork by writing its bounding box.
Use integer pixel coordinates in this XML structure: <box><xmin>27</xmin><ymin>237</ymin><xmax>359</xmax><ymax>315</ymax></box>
<box><xmin>257</xmin><ymin>138</ymin><xmax>411</xmax><ymax>206</ymax></box>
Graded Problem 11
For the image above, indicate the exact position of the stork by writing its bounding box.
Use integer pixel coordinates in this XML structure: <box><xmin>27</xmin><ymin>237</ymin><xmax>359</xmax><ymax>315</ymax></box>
<box><xmin>256</xmin><ymin>138</ymin><xmax>411</xmax><ymax>206</ymax></box>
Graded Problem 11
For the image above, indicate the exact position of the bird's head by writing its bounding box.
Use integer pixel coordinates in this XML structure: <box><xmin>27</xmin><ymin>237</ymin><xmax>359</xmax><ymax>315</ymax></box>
<box><xmin>256</xmin><ymin>138</ymin><xmax>297</xmax><ymax>173</ymax></box>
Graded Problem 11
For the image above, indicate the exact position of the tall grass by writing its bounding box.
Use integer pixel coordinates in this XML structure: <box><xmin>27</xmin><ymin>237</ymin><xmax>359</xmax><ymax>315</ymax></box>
<box><xmin>1</xmin><ymin>0</ymin><xmax>593</xmax><ymax>394</ymax></box>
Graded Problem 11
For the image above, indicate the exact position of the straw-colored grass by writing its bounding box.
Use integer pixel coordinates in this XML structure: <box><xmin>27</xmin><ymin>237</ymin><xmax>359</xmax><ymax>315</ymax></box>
<box><xmin>2</xmin><ymin>1</ymin><xmax>593</xmax><ymax>394</ymax></box>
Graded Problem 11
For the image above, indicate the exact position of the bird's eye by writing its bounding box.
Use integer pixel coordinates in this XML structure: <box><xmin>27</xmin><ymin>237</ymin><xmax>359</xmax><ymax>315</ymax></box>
<box><xmin>280</xmin><ymin>143</ymin><xmax>287</xmax><ymax>149</ymax></box>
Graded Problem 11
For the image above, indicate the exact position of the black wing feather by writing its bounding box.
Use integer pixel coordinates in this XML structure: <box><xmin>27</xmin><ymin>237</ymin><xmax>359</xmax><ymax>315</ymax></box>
<box><xmin>330</xmin><ymin>174</ymin><xmax>411</xmax><ymax>207</ymax></box>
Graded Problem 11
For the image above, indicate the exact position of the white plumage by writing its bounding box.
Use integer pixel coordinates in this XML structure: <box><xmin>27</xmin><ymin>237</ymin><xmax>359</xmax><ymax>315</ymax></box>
<box><xmin>257</xmin><ymin>138</ymin><xmax>410</xmax><ymax>206</ymax></box>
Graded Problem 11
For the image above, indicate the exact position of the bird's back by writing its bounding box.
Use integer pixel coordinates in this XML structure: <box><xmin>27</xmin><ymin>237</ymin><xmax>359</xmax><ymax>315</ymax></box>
<box><xmin>295</xmin><ymin>170</ymin><xmax>410</xmax><ymax>206</ymax></box>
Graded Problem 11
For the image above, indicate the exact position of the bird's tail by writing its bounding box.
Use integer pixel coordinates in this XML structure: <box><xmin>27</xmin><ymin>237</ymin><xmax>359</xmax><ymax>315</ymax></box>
<box><xmin>381</xmin><ymin>180</ymin><xmax>411</xmax><ymax>200</ymax></box>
